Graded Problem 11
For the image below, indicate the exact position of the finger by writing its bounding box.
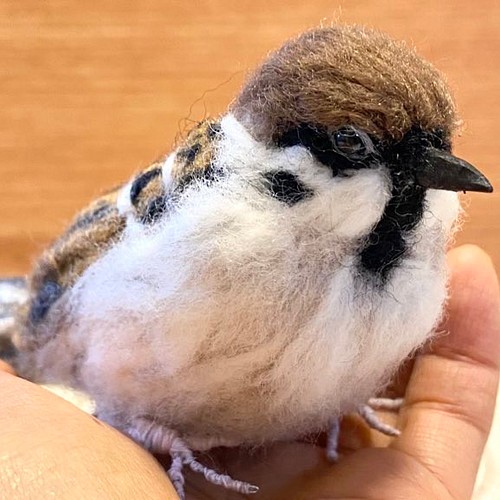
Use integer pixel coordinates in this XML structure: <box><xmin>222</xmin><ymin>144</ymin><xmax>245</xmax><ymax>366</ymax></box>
<box><xmin>0</xmin><ymin>359</ymin><xmax>16</xmax><ymax>375</ymax></box>
<box><xmin>392</xmin><ymin>245</ymin><xmax>500</xmax><ymax>499</ymax></box>
<box><xmin>0</xmin><ymin>371</ymin><xmax>178</xmax><ymax>498</ymax></box>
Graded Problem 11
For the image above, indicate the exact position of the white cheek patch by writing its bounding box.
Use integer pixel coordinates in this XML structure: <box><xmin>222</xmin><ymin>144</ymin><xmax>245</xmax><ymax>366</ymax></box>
<box><xmin>218</xmin><ymin>114</ymin><xmax>391</xmax><ymax>241</ymax></box>
<box><xmin>322</xmin><ymin>169</ymin><xmax>390</xmax><ymax>239</ymax></box>
<box><xmin>219</xmin><ymin>114</ymin><xmax>260</xmax><ymax>159</ymax></box>
<box><xmin>219</xmin><ymin>115</ymin><xmax>326</xmax><ymax>185</ymax></box>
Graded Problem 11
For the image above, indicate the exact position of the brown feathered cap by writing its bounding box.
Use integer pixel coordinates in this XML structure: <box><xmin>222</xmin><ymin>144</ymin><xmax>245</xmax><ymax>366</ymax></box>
<box><xmin>233</xmin><ymin>26</ymin><xmax>458</xmax><ymax>144</ymax></box>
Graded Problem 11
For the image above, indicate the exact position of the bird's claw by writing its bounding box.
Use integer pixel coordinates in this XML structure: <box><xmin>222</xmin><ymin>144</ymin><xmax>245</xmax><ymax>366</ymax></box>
<box><xmin>358</xmin><ymin>397</ymin><xmax>403</xmax><ymax>437</ymax></box>
<box><xmin>125</xmin><ymin>418</ymin><xmax>258</xmax><ymax>499</ymax></box>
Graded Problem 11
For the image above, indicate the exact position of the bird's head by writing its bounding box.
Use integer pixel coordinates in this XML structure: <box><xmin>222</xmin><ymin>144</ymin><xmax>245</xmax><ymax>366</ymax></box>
<box><xmin>226</xmin><ymin>25</ymin><xmax>492</xmax><ymax>281</ymax></box>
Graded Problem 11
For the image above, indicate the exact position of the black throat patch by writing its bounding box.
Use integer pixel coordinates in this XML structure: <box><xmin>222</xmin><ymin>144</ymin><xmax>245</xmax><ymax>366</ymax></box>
<box><xmin>359</xmin><ymin>171</ymin><xmax>426</xmax><ymax>282</ymax></box>
<box><xmin>359</xmin><ymin>128</ymin><xmax>449</xmax><ymax>282</ymax></box>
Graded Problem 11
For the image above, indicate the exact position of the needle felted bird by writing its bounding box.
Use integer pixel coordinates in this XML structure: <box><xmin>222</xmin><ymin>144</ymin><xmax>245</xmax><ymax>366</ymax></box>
<box><xmin>11</xmin><ymin>25</ymin><xmax>493</xmax><ymax>498</ymax></box>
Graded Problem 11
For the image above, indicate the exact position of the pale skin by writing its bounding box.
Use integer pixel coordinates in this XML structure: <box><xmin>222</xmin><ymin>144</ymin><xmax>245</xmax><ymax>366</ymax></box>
<box><xmin>0</xmin><ymin>244</ymin><xmax>498</xmax><ymax>499</ymax></box>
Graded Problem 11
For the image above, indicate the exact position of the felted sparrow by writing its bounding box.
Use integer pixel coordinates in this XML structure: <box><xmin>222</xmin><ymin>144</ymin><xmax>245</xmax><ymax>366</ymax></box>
<box><xmin>12</xmin><ymin>25</ymin><xmax>492</xmax><ymax>498</ymax></box>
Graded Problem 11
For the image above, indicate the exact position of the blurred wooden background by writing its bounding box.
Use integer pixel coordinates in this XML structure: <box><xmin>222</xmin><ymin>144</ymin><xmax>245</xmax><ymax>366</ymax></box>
<box><xmin>0</xmin><ymin>0</ymin><xmax>499</xmax><ymax>275</ymax></box>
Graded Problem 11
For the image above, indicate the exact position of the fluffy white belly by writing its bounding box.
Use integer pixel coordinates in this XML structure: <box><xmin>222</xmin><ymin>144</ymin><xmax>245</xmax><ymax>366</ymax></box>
<box><xmin>63</xmin><ymin>192</ymin><xmax>450</xmax><ymax>445</ymax></box>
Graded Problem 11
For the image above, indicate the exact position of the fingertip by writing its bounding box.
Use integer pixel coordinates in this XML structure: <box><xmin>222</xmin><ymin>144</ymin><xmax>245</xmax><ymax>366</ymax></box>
<box><xmin>447</xmin><ymin>244</ymin><xmax>496</xmax><ymax>285</ymax></box>
<box><xmin>441</xmin><ymin>244</ymin><xmax>500</xmax><ymax>369</ymax></box>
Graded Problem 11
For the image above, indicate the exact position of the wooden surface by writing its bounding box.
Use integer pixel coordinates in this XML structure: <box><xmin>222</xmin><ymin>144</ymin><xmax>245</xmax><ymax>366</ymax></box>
<box><xmin>0</xmin><ymin>0</ymin><xmax>499</xmax><ymax>275</ymax></box>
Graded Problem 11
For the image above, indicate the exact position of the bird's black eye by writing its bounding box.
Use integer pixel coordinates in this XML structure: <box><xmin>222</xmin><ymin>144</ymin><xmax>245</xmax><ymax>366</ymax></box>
<box><xmin>332</xmin><ymin>127</ymin><xmax>374</xmax><ymax>160</ymax></box>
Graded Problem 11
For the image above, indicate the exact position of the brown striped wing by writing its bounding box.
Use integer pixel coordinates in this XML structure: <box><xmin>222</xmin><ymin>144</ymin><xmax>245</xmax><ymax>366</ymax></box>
<box><xmin>23</xmin><ymin>118</ymin><xmax>222</xmax><ymax>332</ymax></box>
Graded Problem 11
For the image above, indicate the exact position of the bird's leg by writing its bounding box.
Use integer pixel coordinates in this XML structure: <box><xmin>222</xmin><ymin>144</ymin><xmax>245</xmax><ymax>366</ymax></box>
<box><xmin>358</xmin><ymin>397</ymin><xmax>403</xmax><ymax>437</ymax></box>
<box><xmin>126</xmin><ymin>418</ymin><xmax>258</xmax><ymax>499</ymax></box>
<box><xmin>326</xmin><ymin>417</ymin><xmax>341</xmax><ymax>462</ymax></box>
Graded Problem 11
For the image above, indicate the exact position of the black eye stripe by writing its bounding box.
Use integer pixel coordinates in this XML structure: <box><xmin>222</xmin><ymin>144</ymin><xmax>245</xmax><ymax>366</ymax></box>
<box><xmin>276</xmin><ymin>124</ymin><xmax>378</xmax><ymax>174</ymax></box>
<box><xmin>277</xmin><ymin>124</ymin><xmax>451</xmax><ymax>177</ymax></box>
<box><xmin>276</xmin><ymin>123</ymin><xmax>330</xmax><ymax>150</ymax></box>
<box><xmin>262</xmin><ymin>171</ymin><xmax>313</xmax><ymax>205</ymax></box>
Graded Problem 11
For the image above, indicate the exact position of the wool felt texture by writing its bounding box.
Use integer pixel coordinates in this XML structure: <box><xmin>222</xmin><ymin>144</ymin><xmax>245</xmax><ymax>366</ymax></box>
<box><xmin>11</xmin><ymin>24</ymin><xmax>476</xmax><ymax>496</ymax></box>
<box><xmin>16</xmin><ymin>112</ymin><xmax>460</xmax><ymax>442</ymax></box>
<box><xmin>234</xmin><ymin>25</ymin><xmax>457</xmax><ymax>144</ymax></box>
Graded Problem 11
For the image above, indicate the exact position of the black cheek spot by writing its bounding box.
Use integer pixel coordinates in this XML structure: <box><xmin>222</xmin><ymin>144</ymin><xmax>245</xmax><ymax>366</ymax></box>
<box><xmin>276</xmin><ymin>123</ymin><xmax>375</xmax><ymax>175</ymax></box>
<box><xmin>130</xmin><ymin>168</ymin><xmax>162</xmax><ymax>206</ymax></box>
<box><xmin>263</xmin><ymin>171</ymin><xmax>313</xmax><ymax>205</ymax></box>
<box><xmin>28</xmin><ymin>280</ymin><xmax>64</xmax><ymax>325</ymax></box>
<box><xmin>140</xmin><ymin>195</ymin><xmax>168</xmax><ymax>224</ymax></box>
<box><xmin>177</xmin><ymin>143</ymin><xmax>202</xmax><ymax>165</ymax></box>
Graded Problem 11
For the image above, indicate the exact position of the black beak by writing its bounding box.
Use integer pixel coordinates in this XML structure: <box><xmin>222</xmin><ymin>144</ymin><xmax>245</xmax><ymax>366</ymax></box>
<box><xmin>415</xmin><ymin>147</ymin><xmax>493</xmax><ymax>193</ymax></box>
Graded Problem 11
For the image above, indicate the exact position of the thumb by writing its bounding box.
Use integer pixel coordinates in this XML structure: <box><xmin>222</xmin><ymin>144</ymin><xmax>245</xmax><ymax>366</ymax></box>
<box><xmin>392</xmin><ymin>245</ymin><xmax>500</xmax><ymax>499</ymax></box>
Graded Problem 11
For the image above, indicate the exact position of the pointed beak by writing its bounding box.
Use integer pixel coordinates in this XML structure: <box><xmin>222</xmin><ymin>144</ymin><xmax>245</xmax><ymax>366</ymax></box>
<box><xmin>415</xmin><ymin>147</ymin><xmax>493</xmax><ymax>193</ymax></box>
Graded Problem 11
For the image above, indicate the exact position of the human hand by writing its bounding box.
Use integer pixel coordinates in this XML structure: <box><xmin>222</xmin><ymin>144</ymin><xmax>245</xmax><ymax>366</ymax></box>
<box><xmin>0</xmin><ymin>363</ymin><xmax>178</xmax><ymax>497</ymax></box>
<box><xmin>0</xmin><ymin>245</ymin><xmax>498</xmax><ymax>499</ymax></box>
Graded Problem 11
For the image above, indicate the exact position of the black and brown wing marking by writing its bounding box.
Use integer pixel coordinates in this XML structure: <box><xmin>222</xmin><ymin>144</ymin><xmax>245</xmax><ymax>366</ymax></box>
<box><xmin>126</xmin><ymin>119</ymin><xmax>223</xmax><ymax>224</ymax></box>
<box><xmin>27</xmin><ymin>187</ymin><xmax>126</xmax><ymax>327</ymax></box>
<box><xmin>128</xmin><ymin>161</ymin><xmax>166</xmax><ymax>224</ymax></box>
<box><xmin>171</xmin><ymin>120</ymin><xmax>223</xmax><ymax>189</ymax></box>
<box><xmin>22</xmin><ymin>118</ymin><xmax>224</xmax><ymax>338</ymax></box>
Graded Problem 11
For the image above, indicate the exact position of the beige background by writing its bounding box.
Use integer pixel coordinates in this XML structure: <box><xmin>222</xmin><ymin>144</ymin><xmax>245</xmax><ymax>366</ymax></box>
<box><xmin>0</xmin><ymin>1</ymin><xmax>499</xmax><ymax>498</ymax></box>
